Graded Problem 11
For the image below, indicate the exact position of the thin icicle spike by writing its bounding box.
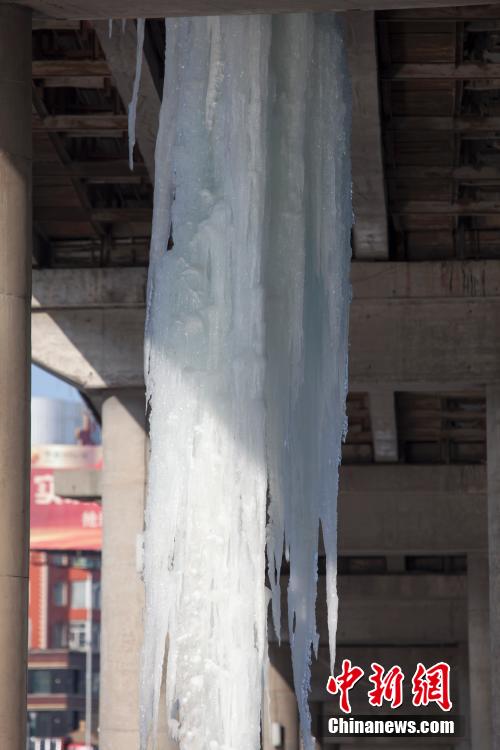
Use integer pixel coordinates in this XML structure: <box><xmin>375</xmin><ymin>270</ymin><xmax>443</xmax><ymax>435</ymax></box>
<box><xmin>108</xmin><ymin>18</ymin><xmax>113</xmax><ymax>37</ymax></box>
<box><xmin>141</xmin><ymin>13</ymin><xmax>352</xmax><ymax>750</ymax></box>
<box><xmin>128</xmin><ymin>18</ymin><xmax>145</xmax><ymax>171</ymax></box>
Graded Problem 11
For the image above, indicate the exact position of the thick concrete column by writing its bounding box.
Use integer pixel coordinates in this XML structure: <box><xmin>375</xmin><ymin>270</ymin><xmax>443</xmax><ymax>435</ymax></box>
<box><xmin>468</xmin><ymin>553</ymin><xmax>491</xmax><ymax>749</ymax></box>
<box><xmin>99</xmin><ymin>392</ymin><xmax>147</xmax><ymax>750</ymax></box>
<box><xmin>0</xmin><ymin>6</ymin><xmax>31</xmax><ymax>750</ymax></box>
<box><xmin>487</xmin><ymin>384</ymin><xmax>500</xmax><ymax>750</ymax></box>
<box><xmin>264</xmin><ymin>645</ymin><xmax>300</xmax><ymax>750</ymax></box>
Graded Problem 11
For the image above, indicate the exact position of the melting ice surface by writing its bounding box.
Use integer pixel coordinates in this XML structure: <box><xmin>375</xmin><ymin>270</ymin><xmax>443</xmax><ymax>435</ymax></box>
<box><xmin>141</xmin><ymin>13</ymin><xmax>352</xmax><ymax>750</ymax></box>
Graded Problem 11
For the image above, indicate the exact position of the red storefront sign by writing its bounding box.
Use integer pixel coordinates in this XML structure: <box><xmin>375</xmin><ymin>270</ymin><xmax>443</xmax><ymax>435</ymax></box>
<box><xmin>30</xmin><ymin>445</ymin><xmax>102</xmax><ymax>551</ymax></box>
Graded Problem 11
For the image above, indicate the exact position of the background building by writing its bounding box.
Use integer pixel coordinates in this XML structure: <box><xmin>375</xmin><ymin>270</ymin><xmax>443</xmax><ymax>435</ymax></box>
<box><xmin>28</xmin><ymin>392</ymin><xmax>102</xmax><ymax>750</ymax></box>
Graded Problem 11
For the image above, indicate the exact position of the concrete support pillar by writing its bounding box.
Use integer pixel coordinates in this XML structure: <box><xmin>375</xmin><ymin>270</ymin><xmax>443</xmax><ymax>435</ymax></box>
<box><xmin>99</xmin><ymin>392</ymin><xmax>147</xmax><ymax>750</ymax></box>
<box><xmin>487</xmin><ymin>384</ymin><xmax>500</xmax><ymax>750</ymax></box>
<box><xmin>468</xmin><ymin>553</ymin><xmax>491</xmax><ymax>749</ymax></box>
<box><xmin>264</xmin><ymin>646</ymin><xmax>300</xmax><ymax>750</ymax></box>
<box><xmin>0</xmin><ymin>6</ymin><xmax>31</xmax><ymax>750</ymax></box>
<box><xmin>456</xmin><ymin>643</ymin><xmax>471</xmax><ymax>750</ymax></box>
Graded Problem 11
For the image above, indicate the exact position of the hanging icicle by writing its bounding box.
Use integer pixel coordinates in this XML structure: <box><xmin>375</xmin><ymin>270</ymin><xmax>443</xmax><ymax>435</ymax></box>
<box><xmin>264</xmin><ymin>16</ymin><xmax>351</xmax><ymax>747</ymax></box>
<box><xmin>141</xmin><ymin>16</ymin><xmax>271</xmax><ymax>750</ymax></box>
<box><xmin>128</xmin><ymin>18</ymin><xmax>145</xmax><ymax>170</ymax></box>
<box><xmin>141</xmin><ymin>13</ymin><xmax>352</xmax><ymax>750</ymax></box>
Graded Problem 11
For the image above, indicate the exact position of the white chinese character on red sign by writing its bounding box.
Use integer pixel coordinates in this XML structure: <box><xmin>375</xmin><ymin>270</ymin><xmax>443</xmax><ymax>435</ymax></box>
<box><xmin>33</xmin><ymin>474</ymin><xmax>63</xmax><ymax>505</ymax></box>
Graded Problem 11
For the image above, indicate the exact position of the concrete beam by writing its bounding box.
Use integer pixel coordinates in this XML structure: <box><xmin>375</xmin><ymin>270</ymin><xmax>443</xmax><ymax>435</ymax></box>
<box><xmin>271</xmin><ymin>574</ymin><xmax>467</xmax><ymax>645</ymax></box>
<box><xmin>31</xmin><ymin>267</ymin><xmax>147</xmax><ymax>310</ymax></box>
<box><xmin>338</xmin><ymin>572</ymin><xmax>467</xmax><ymax>600</ymax></box>
<box><xmin>32</xmin><ymin>261</ymin><xmax>500</xmax><ymax>390</ymax></box>
<box><xmin>350</xmin><ymin>259</ymin><xmax>500</xmax><ymax>389</ymax></box>
<box><xmin>53</xmin><ymin>468</ymin><xmax>101</xmax><ymax>500</ymax></box>
<box><xmin>43</xmin><ymin>457</ymin><xmax>487</xmax><ymax>553</ymax></box>
<box><xmin>8</xmin><ymin>0</ymin><xmax>494</xmax><ymax>20</ymax></box>
<box><xmin>31</xmin><ymin>307</ymin><xmax>144</xmax><ymax>390</ymax></box>
<box><xmin>339</xmin><ymin>464</ymin><xmax>486</xmax><ymax>554</ymax></box>
<box><xmin>45</xmin><ymin>458</ymin><xmax>487</xmax><ymax>552</ymax></box>
<box><xmin>368</xmin><ymin>389</ymin><xmax>398</xmax><ymax>462</ymax></box>
<box><xmin>345</xmin><ymin>12</ymin><xmax>388</xmax><ymax>261</ymax></box>
<box><xmin>336</xmin><ymin>594</ymin><xmax>460</xmax><ymax>647</ymax></box>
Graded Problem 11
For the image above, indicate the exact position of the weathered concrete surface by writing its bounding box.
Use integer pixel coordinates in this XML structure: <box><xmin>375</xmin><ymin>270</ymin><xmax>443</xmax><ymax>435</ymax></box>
<box><xmin>32</xmin><ymin>307</ymin><xmax>144</xmax><ymax>389</ymax></box>
<box><xmin>53</xmin><ymin>468</ymin><xmax>101</xmax><ymax>500</ymax></box>
<box><xmin>487</xmin><ymin>385</ymin><xmax>500</xmax><ymax>750</ymax></box>
<box><xmin>351</xmin><ymin>260</ymin><xmax>500</xmax><ymax>389</ymax></box>
<box><xmin>0</xmin><ymin>7</ymin><xmax>31</xmax><ymax>750</ymax></box>
<box><xmin>32</xmin><ymin>267</ymin><xmax>147</xmax><ymax>309</ymax></box>
<box><xmin>339</xmin><ymin>464</ymin><xmax>486</xmax><ymax>553</ymax></box>
<box><xmin>263</xmin><ymin>652</ymin><xmax>300</xmax><ymax>750</ymax></box>
<box><xmin>468</xmin><ymin>553</ymin><xmax>492</xmax><ymax>750</ymax></box>
<box><xmin>99</xmin><ymin>392</ymin><xmax>146</xmax><ymax>750</ymax></box>
<box><xmin>345</xmin><ymin>12</ymin><xmax>388</xmax><ymax>261</ymax></box>
<box><xmin>33</xmin><ymin>260</ymin><xmax>500</xmax><ymax>309</ymax></box>
<box><xmin>32</xmin><ymin>261</ymin><xmax>500</xmax><ymax>390</ymax></box>
<box><xmin>367</xmin><ymin>388</ymin><xmax>398</xmax><ymax>462</ymax></box>
<box><xmin>6</xmin><ymin>0</ymin><xmax>493</xmax><ymax>20</ymax></box>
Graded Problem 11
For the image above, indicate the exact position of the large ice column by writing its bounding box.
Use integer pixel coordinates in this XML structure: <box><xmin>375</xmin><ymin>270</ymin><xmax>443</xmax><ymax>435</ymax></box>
<box><xmin>141</xmin><ymin>16</ymin><xmax>271</xmax><ymax>750</ymax></box>
<box><xmin>265</xmin><ymin>15</ymin><xmax>351</xmax><ymax>749</ymax></box>
<box><xmin>141</xmin><ymin>13</ymin><xmax>351</xmax><ymax>750</ymax></box>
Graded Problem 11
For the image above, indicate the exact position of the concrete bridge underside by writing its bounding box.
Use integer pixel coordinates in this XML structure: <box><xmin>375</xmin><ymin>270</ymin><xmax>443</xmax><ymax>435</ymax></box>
<box><xmin>2</xmin><ymin>2</ymin><xmax>500</xmax><ymax>750</ymax></box>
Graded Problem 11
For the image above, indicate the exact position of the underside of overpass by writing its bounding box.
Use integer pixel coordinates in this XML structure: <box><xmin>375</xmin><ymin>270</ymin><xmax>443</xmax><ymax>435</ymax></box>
<box><xmin>3</xmin><ymin>2</ymin><xmax>500</xmax><ymax>749</ymax></box>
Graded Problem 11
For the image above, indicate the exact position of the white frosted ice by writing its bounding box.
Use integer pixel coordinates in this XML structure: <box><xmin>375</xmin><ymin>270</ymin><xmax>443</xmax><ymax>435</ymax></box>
<box><xmin>128</xmin><ymin>18</ymin><xmax>145</xmax><ymax>170</ymax></box>
<box><xmin>141</xmin><ymin>13</ymin><xmax>351</xmax><ymax>750</ymax></box>
<box><xmin>265</xmin><ymin>17</ymin><xmax>351</xmax><ymax>748</ymax></box>
<box><xmin>141</xmin><ymin>16</ymin><xmax>270</xmax><ymax>750</ymax></box>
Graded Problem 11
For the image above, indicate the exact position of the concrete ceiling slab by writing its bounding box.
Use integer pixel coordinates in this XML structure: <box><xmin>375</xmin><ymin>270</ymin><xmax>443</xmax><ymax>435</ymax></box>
<box><xmin>7</xmin><ymin>0</ymin><xmax>496</xmax><ymax>21</ymax></box>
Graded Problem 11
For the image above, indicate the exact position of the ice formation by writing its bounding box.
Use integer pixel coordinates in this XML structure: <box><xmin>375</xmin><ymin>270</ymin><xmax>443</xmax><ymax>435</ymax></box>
<box><xmin>128</xmin><ymin>18</ymin><xmax>145</xmax><ymax>170</ymax></box>
<box><xmin>141</xmin><ymin>13</ymin><xmax>351</xmax><ymax>750</ymax></box>
<box><xmin>264</xmin><ymin>15</ymin><xmax>351</xmax><ymax>742</ymax></box>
